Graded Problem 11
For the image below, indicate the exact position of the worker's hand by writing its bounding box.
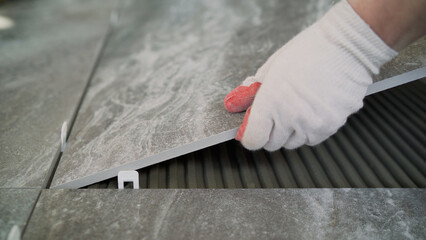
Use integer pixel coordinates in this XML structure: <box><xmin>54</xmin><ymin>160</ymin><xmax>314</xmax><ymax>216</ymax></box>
<box><xmin>224</xmin><ymin>0</ymin><xmax>397</xmax><ymax>151</ymax></box>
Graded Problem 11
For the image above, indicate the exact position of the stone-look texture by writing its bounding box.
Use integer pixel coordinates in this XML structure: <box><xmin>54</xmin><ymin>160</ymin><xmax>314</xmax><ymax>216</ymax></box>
<box><xmin>0</xmin><ymin>189</ymin><xmax>40</xmax><ymax>240</ymax></box>
<box><xmin>23</xmin><ymin>189</ymin><xmax>425</xmax><ymax>240</ymax></box>
<box><xmin>373</xmin><ymin>36</ymin><xmax>426</xmax><ymax>82</ymax></box>
<box><xmin>51</xmin><ymin>0</ymin><xmax>336</xmax><ymax>188</ymax></box>
<box><xmin>0</xmin><ymin>0</ymin><xmax>115</xmax><ymax>188</ymax></box>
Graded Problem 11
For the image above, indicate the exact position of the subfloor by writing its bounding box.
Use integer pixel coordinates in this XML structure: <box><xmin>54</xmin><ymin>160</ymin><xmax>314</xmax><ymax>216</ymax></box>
<box><xmin>0</xmin><ymin>0</ymin><xmax>425</xmax><ymax>239</ymax></box>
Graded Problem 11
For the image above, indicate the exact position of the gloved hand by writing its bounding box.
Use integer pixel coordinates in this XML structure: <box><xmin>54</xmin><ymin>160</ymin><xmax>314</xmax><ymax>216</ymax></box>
<box><xmin>224</xmin><ymin>0</ymin><xmax>397</xmax><ymax>151</ymax></box>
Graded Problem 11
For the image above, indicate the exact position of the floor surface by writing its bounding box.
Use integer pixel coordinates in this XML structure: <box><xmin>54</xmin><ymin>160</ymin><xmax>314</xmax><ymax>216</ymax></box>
<box><xmin>23</xmin><ymin>189</ymin><xmax>426</xmax><ymax>240</ymax></box>
<box><xmin>0</xmin><ymin>0</ymin><xmax>425</xmax><ymax>239</ymax></box>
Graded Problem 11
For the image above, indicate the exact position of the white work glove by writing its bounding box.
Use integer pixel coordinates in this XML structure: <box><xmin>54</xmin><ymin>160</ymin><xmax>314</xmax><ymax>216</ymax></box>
<box><xmin>224</xmin><ymin>0</ymin><xmax>397</xmax><ymax>151</ymax></box>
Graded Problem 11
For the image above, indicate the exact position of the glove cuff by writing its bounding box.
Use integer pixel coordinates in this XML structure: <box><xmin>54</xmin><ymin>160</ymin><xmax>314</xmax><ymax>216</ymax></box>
<box><xmin>317</xmin><ymin>0</ymin><xmax>398</xmax><ymax>75</ymax></box>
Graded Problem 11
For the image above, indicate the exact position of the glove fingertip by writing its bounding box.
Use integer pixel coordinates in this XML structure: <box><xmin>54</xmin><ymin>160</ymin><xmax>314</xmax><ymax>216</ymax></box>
<box><xmin>235</xmin><ymin>107</ymin><xmax>251</xmax><ymax>141</ymax></box>
<box><xmin>224</xmin><ymin>82</ymin><xmax>262</xmax><ymax>113</ymax></box>
<box><xmin>238</xmin><ymin>107</ymin><xmax>272</xmax><ymax>150</ymax></box>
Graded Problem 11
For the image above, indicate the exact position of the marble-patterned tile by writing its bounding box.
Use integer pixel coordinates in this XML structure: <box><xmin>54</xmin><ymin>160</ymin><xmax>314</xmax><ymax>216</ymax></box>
<box><xmin>0</xmin><ymin>189</ymin><xmax>40</xmax><ymax>240</ymax></box>
<box><xmin>331</xmin><ymin>189</ymin><xmax>426</xmax><ymax>239</ymax></box>
<box><xmin>23</xmin><ymin>189</ymin><xmax>425</xmax><ymax>240</ymax></box>
<box><xmin>51</xmin><ymin>0</ymin><xmax>426</xmax><ymax>189</ymax></box>
<box><xmin>0</xmin><ymin>0</ymin><xmax>115</xmax><ymax>188</ymax></box>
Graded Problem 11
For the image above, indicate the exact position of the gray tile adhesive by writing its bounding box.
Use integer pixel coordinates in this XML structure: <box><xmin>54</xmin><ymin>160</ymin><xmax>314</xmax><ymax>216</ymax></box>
<box><xmin>51</xmin><ymin>0</ymin><xmax>426</xmax><ymax>189</ymax></box>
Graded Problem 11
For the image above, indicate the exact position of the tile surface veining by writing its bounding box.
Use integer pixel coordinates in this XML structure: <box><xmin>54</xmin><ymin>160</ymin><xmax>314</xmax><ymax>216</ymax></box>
<box><xmin>0</xmin><ymin>0</ymin><xmax>115</xmax><ymax>187</ymax></box>
<box><xmin>52</xmin><ymin>0</ymin><xmax>336</xmax><ymax>188</ymax></box>
<box><xmin>23</xmin><ymin>189</ymin><xmax>426</xmax><ymax>240</ymax></box>
<box><xmin>0</xmin><ymin>189</ymin><xmax>40</xmax><ymax>239</ymax></box>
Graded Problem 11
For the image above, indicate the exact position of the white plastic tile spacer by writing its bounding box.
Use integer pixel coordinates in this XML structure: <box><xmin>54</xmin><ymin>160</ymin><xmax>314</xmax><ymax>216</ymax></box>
<box><xmin>0</xmin><ymin>15</ymin><xmax>14</xmax><ymax>30</ymax></box>
<box><xmin>7</xmin><ymin>225</ymin><xmax>21</xmax><ymax>240</ymax></box>
<box><xmin>60</xmin><ymin>121</ymin><xmax>67</xmax><ymax>152</ymax></box>
<box><xmin>118</xmin><ymin>170</ymin><xmax>139</xmax><ymax>189</ymax></box>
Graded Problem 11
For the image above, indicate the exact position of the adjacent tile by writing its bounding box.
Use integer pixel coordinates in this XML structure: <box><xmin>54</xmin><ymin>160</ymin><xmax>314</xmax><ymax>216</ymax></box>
<box><xmin>0</xmin><ymin>189</ymin><xmax>40</xmax><ymax>240</ymax></box>
<box><xmin>0</xmin><ymin>0</ymin><xmax>115</xmax><ymax>187</ymax></box>
<box><xmin>331</xmin><ymin>189</ymin><xmax>426</xmax><ymax>239</ymax></box>
<box><xmin>23</xmin><ymin>189</ymin><xmax>426</xmax><ymax>240</ymax></box>
<box><xmin>51</xmin><ymin>0</ymin><xmax>426</xmax><ymax>189</ymax></box>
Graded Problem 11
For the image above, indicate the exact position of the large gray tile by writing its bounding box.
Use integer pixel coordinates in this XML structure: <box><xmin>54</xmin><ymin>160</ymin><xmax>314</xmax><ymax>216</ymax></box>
<box><xmin>0</xmin><ymin>0</ymin><xmax>115</xmax><ymax>188</ymax></box>
<box><xmin>51</xmin><ymin>0</ymin><xmax>426</xmax><ymax>189</ymax></box>
<box><xmin>23</xmin><ymin>189</ymin><xmax>425</xmax><ymax>240</ymax></box>
<box><xmin>0</xmin><ymin>189</ymin><xmax>40</xmax><ymax>240</ymax></box>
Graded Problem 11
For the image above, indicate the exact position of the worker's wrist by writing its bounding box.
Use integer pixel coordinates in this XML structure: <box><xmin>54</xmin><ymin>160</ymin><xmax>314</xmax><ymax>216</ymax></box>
<box><xmin>348</xmin><ymin>0</ymin><xmax>426</xmax><ymax>51</ymax></box>
<box><xmin>316</xmin><ymin>0</ymin><xmax>397</xmax><ymax>75</ymax></box>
